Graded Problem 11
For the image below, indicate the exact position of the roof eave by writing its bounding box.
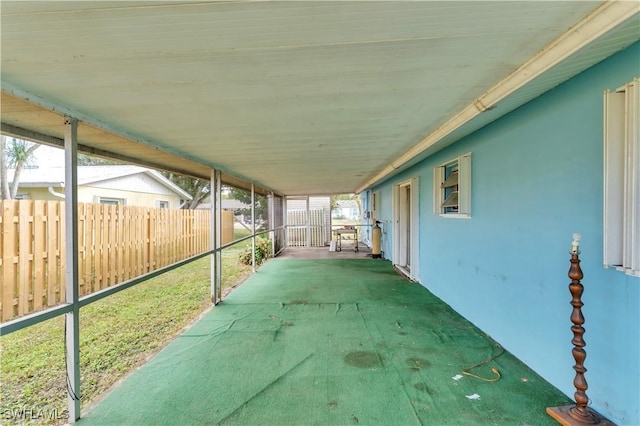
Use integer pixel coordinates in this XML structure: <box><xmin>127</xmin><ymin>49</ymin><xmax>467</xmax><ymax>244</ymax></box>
<box><xmin>355</xmin><ymin>1</ymin><xmax>640</xmax><ymax>194</ymax></box>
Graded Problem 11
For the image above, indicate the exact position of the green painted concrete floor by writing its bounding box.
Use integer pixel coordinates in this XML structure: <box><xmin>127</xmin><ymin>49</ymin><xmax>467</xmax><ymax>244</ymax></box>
<box><xmin>80</xmin><ymin>259</ymin><xmax>570</xmax><ymax>425</ymax></box>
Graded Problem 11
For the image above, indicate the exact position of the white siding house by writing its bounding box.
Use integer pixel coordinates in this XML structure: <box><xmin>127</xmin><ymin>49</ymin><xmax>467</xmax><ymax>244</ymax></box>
<box><xmin>10</xmin><ymin>165</ymin><xmax>191</xmax><ymax>208</ymax></box>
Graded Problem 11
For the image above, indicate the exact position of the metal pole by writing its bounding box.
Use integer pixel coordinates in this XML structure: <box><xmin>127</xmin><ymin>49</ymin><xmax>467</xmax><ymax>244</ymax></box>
<box><xmin>215</xmin><ymin>171</ymin><xmax>222</xmax><ymax>303</ymax></box>
<box><xmin>284</xmin><ymin>197</ymin><xmax>288</xmax><ymax>249</ymax></box>
<box><xmin>267</xmin><ymin>194</ymin><xmax>275</xmax><ymax>257</ymax></box>
<box><xmin>306</xmin><ymin>196</ymin><xmax>311</xmax><ymax>247</ymax></box>
<box><xmin>251</xmin><ymin>183</ymin><xmax>256</xmax><ymax>272</ymax></box>
<box><xmin>210</xmin><ymin>170</ymin><xmax>222</xmax><ymax>304</ymax></box>
<box><xmin>64</xmin><ymin>117</ymin><xmax>81</xmax><ymax>422</ymax></box>
<box><xmin>210</xmin><ymin>170</ymin><xmax>215</xmax><ymax>303</ymax></box>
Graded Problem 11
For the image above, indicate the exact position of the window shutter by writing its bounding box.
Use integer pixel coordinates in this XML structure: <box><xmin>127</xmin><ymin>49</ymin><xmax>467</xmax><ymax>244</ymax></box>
<box><xmin>603</xmin><ymin>78</ymin><xmax>640</xmax><ymax>275</ymax></box>
<box><xmin>458</xmin><ymin>153</ymin><xmax>472</xmax><ymax>216</ymax></box>
<box><xmin>625</xmin><ymin>80</ymin><xmax>639</xmax><ymax>273</ymax></box>
<box><xmin>433</xmin><ymin>166</ymin><xmax>442</xmax><ymax>215</ymax></box>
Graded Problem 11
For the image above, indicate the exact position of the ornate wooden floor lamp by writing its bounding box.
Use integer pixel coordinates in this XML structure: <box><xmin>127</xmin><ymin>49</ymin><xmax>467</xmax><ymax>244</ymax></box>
<box><xmin>546</xmin><ymin>234</ymin><xmax>614</xmax><ymax>425</ymax></box>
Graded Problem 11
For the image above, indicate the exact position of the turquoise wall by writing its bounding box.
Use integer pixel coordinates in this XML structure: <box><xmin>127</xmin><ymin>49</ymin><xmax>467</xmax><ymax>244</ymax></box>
<box><xmin>371</xmin><ymin>42</ymin><xmax>640</xmax><ymax>425</ymax></box>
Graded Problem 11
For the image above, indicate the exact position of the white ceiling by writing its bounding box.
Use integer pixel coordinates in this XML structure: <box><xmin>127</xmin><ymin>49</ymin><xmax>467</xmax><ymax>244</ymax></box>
<box><xmin>1</xmin><ymin>1</ymin><xmax>638</xmax><ymax>195</ymax></box>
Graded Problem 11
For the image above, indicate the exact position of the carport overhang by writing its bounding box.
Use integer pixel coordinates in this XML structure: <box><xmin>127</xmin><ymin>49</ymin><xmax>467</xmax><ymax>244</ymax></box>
<box><xmin>2</xmin><ymin>1</ymin><xmax>638</xmax><ymax>196</ymax></box>
<box><xmin>0</xmin><ymin>97</ymin><xmax>271</xmax><ymax>195</ymax></box>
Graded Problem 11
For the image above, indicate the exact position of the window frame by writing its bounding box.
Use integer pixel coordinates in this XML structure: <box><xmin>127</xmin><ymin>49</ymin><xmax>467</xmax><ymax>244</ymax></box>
<box><xmin>433</xmin><ymin>152</ymin><xmax>471</xmax><ymax>218</ymax></box>
<box><xmin>96</xmin><ymin>196</ymin><xmax>126</xmax><ymax>206</ymax></box>
<box><xmin>603</xmin><ymin>78</ymin><xmax>640</xmax><ymax>276</ymax></box>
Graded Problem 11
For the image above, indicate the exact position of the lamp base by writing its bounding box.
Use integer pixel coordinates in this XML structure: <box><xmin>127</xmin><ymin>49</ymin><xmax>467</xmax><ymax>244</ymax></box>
<box><xmin>546</xmin><ymin>405</ymin><xmax>615</xmax><ymax>426</ymax></box>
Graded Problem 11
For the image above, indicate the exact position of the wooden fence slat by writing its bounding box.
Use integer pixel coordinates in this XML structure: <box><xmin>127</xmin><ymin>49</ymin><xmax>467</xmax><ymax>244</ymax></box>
<box><xmin>140</xmin><ymin>208</ymin><xmax>145</xmax><ymax>274</ymax></box>
<box><xmin>130</xmin><ymin>205</ymin><xmax>136</xmax><ymax>280</ymax></box>
<box><xmin>83</xmin><ymin>203</ymin><xmax>94</xmax><ymax>295</ymax></box>
<box><xmin>59</xmin><ymin>201</ymin><xmax>66</xmax><ymax>307</ymax></box>
<box><xmin>18</xmin><ymin>201</ymin><xmax>33</xmax><ymax>317</ymax></box>
<box><xmin>202</xmin><ymin>211</ymin><xmax>206</xmax><ymax>251</ymax></box>
<box><xmin>137</xmin><ymin>207</ymin><xmax>143</xmax><ymax>275</ymax></box>
<box><xmin>179</xmin><ymin>209</ymin><xmax>185</xmax><ymax>258</ymax></box>
<box><xmin>93</xmin><ymin>203</ymin><xmax>102</xmax><ymax>291</ymax></box>
<box><xmin>188</xmin><ymin>211</ymin><xmax>192</xmax><ymax>256</ymax></box>
<box><xmin>122</xmin><ymin>205</ymin><xmax>130</xmax><ymax>281</ymax></box>
<box><xmin>199</xmin><ymin>210</ymin><xmax>206</xmax><ymax>253</ymax></box>
<box><xmin>170</xmin><ymin>209</ymin><xmax>177</xmax><ymax>264</ymax></box>
<box><xmin>196</xmin><ymin>210</ymin><xmax>201</xmax><ymax>253</ymax></box>
<box><xmin>170</xmin><ymin>209</ymin><xmax>175</xmax><ymax>264</ymax></box>
<box><xmin>136</xmin><ymin>207</ymin><xmax>142</xmax><ymax>277</ymax></box>
<box><xmin>155</xmin><ymin>208</ymin><xmax>162</xmax><ymax>268</ymax></box>
<box><xmin>107</xmin><ymin>205</ymin><xmax>115</xmax><ymax>286</ymax></box>
<box><xmin>176</xmin><ymin>209</ymin><xmax>181</xmax><ymax>262</ymax></box>
<box><xmin>131</xmin><ymin>206</ymin><xmax>137</xmax><ymax>278</ymax></box>
<box><xmin>2</xmin><ymin>201</ymin><xmax>18</xmax><ymax>321</ymax></box>
<box><xmin>33</xmin><ymin>201</ymin><xmax>46</xmax><ymax>311</ymax></box>
<box><xmin>154</xmin><ymin>208</ymin><xmax>161</xmax><ymax>268</ymax></box>
<box><xmin>175</xmin><ymin>209</ymin><xmax>180</xmax><ymax>261</ymax></box>
<box><xmin>129</xmin><ymin>207</ymin><xmax>135</xmax><ymax>277</ymax></box>
<box><xmin>175</xmin><ymin>209</ymin><xmax>180</xmax><ymax>260</ymax></box>
<box><xmin>101</xmin><ymin>204</ymin><xmax>109</xmax><ymax>289</ymax></box>
<box><xmin>148</xmin><ymin>208</ymin><xmax>155</xmax><ymax>272</ymax></box>
<box><xmin>115</xmin><ymin>205</ymin><xmax>123</xmax><ymax>283</ymax></box>
<box><xmin>184</xmin><ymin>210</ymin><xmax>190</xmax><ymax>258</ymax></box>
<box><xmin>185</xmin><ymin>211</ymin><xmax>189</xmax><ymax>254</ymax></box>
<box><xmin>170</xmin><ymin>209</ymin><xmax>176</xmax><ymax>264</ymax></box>
<box><xmin>78</xmin><ymin>203</ymin><xmax>86</xmax><ymax>296</ymax></box>
<box><xmin>93</xmin><ymin>205</ymin><xmax>99</xmax><ymax>291</ymax></box>
<box><xmin>158</xmin><ymin>207</ymin><xmax>164</xmax><ymax>268</ymax></box>
<box><xmin>195</xmin><ymin>210</ymin><xmax>200</xmax><ymax>253</ymax></box>
<box><xmin>161</xmin><ymin>208</ymin><xmax>168</xmax><ymax>268</ymax></box>
<box><xmin>141</xmin><ymin>208</ymin><xmax>148</xmax><ymax>274</ymax></box>
<box><xmin>46</xmin><ymin>201</ymin><xmax>58</xmax><ymax>307</ymax></box>
<box><xmin>170</xmin><ymin>208</ymin><xmax>175</xmax><ymax>263</ymax></box>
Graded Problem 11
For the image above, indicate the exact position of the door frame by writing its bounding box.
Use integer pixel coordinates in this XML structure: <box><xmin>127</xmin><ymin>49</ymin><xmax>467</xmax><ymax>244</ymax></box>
<box><xmin>392</xmin><ymin>177</ymin><xmax>420</xmax><ymax>281</ymax></box>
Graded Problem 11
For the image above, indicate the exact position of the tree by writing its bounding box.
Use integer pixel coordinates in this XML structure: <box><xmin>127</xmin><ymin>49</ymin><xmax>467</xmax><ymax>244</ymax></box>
<box><xmin>228</xmin><ymin>187</ymin><xmax>268</xmax><ymax>227</ymax></box>
<box><xmin>0</xmin><ymin>136</ymin><xmax>40</xmax><ymax>200</ymax></box>
<box><xmin>77</xmin><ymin>153</ymin><xmax>122</xmax><ymax>166</ymax></box>
<box><xmin>161</xmin><ymin>172</ymin><xmax>209</xmax><ymax>209</ymax></box>
<box><xmin>0</xmin><ymin>136</ymin><xmax>9</xmax><ymax>199</ymax></box>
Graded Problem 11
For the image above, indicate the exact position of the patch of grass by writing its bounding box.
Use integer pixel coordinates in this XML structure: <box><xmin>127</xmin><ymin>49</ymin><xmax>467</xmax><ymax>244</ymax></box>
<box><xmin>0</xmin><ymin>254</ymin><xmax>252</xmax><ymax>425</ymax></box>
<box><xmin>233</xmin><ymin>227</ymin><xmax>252</xmax><ymax>243</ymax></box>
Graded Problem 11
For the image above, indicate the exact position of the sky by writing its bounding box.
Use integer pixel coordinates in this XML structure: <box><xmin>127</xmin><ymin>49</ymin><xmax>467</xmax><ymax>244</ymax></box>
<box><xmin>31</xmin><ymin>144</ymin><xmax>65</xmax><ymax>168</ymax></box>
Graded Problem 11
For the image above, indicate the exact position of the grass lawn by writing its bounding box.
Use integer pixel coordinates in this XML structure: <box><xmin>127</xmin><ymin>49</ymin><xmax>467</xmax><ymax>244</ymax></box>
<box><xmin>0</xmin><ymin>245</ymin><xmax>255</xmax><ymax>425</ymax></box>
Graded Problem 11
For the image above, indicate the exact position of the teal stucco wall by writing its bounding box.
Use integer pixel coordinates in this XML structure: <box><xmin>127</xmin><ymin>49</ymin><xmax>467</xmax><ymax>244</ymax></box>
<box><xmin>371</xmin><ymin>42</ymin><xmax>640</xmax><ymax>424</ymax></box>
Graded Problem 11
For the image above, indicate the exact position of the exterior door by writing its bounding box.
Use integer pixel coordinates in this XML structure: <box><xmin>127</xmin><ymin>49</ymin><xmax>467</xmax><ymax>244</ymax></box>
<box><xmin>393</xmin><ymin>178</ymin><xmax>419</xmax><ymax>281</ymax></box>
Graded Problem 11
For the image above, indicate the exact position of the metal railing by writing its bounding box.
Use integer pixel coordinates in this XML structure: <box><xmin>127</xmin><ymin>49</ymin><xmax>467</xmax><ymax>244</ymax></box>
<box><xmin>0</xmin><ymin>225</ymin><xmax>286</xmax><ymax>336</ymax></box>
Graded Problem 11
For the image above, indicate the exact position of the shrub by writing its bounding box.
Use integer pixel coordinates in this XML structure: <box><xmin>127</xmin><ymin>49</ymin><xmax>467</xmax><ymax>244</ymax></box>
<box><xmin>238</xmin><ymin>237</ymin><xmax>272</xmax><ymax>267</ymax></box>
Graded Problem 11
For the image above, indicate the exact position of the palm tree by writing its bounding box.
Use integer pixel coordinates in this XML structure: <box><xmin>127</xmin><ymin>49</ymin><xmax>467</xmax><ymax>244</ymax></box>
<box><xmin>0</xmin><ymin>135</ymin><xmax>40</xmax><ymax>200</ymax></box>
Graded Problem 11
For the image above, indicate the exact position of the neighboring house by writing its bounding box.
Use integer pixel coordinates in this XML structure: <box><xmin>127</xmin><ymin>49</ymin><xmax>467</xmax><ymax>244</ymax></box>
<box><xmin>361</xmin><ymin>43</ymin><xmax>639</xmax><ymax>424</ymax></box>
<box><xmin>9</xmin><ymin>165</ymin><xmax>191</xmax><ymax>208</ymax></box>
